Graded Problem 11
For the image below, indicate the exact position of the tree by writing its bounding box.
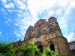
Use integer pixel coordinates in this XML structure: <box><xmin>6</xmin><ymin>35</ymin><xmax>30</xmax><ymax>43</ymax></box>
<box><xmin>16</xmin><ymin>42</ymin><xmax>41</xmax><ymax>56</ymax></box>
<box><xmin>42</xmin><ymin>48</ymin><xmax>58</xmax><ymax>56</ymax></box>
<box><xmin>0</xmin><ymin>42</ymin><xmax>16</xmax><ymax>56</ymax></box>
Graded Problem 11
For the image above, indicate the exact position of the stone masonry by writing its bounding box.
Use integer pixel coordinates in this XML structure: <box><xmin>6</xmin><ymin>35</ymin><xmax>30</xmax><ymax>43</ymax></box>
<box><xmin>24</xmin><ymin>17</ymin><xmax>71</xmax><ymax>55</ymax></box>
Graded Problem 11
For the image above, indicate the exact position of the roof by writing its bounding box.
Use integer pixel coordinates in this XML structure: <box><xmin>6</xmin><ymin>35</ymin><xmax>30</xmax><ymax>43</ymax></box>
<box><xmin>26</xmin><ymin>25</ymin><xmax>33</xmax><ymax>33</ymax></box>
<box><xmin>69</xmin><ymin>41</ymin><xmax>75</xmax><ymax>50</ymax></box>
<box><xmin>34</xmin><ymin>19</ymin><xmax>46</xmax><ymax>26</ymax></box>
<box><xmin>48</xmin><ymin>16</ymin><xmax>57</xmax><ymax>21</ymax></box>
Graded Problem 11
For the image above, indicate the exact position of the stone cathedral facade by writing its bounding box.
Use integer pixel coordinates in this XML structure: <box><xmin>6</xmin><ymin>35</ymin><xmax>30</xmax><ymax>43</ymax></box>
<box><xmin>24</xmin><ymin>17</ymin><xmax>70</xmax><ymax>55</ymax></box>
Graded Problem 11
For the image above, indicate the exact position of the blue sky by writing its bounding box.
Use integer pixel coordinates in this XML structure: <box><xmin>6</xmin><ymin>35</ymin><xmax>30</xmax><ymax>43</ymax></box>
<box><xmin>0</xmin><ymin>0</ymin><xmax>75</xmax><ymax>43</ymax></box>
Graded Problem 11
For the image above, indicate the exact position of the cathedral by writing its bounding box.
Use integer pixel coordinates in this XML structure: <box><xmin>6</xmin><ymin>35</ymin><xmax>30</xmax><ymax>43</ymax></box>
<box><xmin>24</xmin><ymin>17</ymin><xmax>70</xmax><ymax>55</ymax></box>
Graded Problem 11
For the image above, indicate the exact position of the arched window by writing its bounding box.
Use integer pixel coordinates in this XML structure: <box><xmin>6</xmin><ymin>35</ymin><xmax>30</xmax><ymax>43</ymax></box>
<box><xmin>48</xmin><ymin>24</ymin><xmax>54</xmax><ymax>33</ymax></box>
<box><xmin>50</xmin><ymin>44</ymin><xmax>55</xmax><ymax>51</ymax></box>
<box><xmin>28</xmin><ymin>36</ymin><xmax>32</xmax><ymax>39</ymax></box>
<box><xmin>37</xmin><ymin>45</ymin><xmax>43</xmax><ymax>52</ymax></box>
<box><xmin>42</xmin><ymin>30</ymin><xmax>47</xmax><ymax>34</ymax></box>
<box><xmin>49</xmin><ymin>28</ymin><xmax>53</xmax><ymax>33</ymax></box>
<box><xmin>35</xmin><ymin>42</ymin><xmax>43</xmax><ymax>52</ymax></box>
<box><xmin>37</xmin><ymin>31</ymin><xmax>42</xmax><ymax>37</ymax></box>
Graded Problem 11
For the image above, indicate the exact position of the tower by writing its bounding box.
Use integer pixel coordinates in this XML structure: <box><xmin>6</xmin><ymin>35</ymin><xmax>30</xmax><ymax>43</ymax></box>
<box><xmin>24</xmin><ymin>17</ymin><xmax>70</xmax><ymax>55</ymax></box>
<box><xmin>47</xmin><ymin>17</ymin><xmax>70</xmax><ymax>55</ymax></box>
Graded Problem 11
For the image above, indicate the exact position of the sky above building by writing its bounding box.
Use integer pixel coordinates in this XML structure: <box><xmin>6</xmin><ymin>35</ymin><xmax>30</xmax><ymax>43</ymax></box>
<box><xmin>0</xmin><ymin>0</ymin><xmax>75</xmax><ymax>43</ymax></box>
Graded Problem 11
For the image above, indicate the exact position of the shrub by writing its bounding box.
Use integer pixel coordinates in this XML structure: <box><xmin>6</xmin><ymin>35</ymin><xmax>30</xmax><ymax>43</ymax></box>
<box><xmin>42</xmin><ymin>48</ymin><xmax>58</xmax><ymax>56</ymax></box>
<box><xmin>0</xmin><ymin>42</ymin><xmax>59</xmax><ymax>56</ymax></box>
<box><xmin>15</xmin><ymin>42</ymin><xmax>41</xmax><ymax>56</ymax></box>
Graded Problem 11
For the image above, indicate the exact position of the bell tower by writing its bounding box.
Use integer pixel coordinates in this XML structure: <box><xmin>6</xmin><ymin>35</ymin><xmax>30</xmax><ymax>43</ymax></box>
<box><xmin>47</xmin><ymin>17</ymin><xmax>70</xmax><ymax>55</ymax></box>
<box><xmin>48</xmin><ymin>17</ymin><xmax>63</xmax><ymax>37</ymax></box>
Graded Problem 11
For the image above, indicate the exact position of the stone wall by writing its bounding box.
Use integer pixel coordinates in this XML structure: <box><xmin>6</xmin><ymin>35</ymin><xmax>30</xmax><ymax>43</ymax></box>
<box><xmin>16</xmin><ymin>17</ymin><xmax>71</xmax><ymax>55</ymax></box>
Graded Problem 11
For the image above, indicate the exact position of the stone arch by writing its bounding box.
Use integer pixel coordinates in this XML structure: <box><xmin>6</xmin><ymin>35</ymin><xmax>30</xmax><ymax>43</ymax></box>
<box><xmin>48</xmin><ymin>40</ymin><xmax>55</xmax><ymax>51</ymax></box>
<box><xmin>50</xmin><ymin>43</ymin><xmax>55</xmax><ymax>51</ymax></box>
<box><xmin>35</xmin><ymin>41</ymin><xmax>43</xmax><ymax>52</ymax></box>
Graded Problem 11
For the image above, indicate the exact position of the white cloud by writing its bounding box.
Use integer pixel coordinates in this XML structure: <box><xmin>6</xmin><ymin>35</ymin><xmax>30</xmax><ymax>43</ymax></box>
<box><xmin>0</xmin><ymin>32</ymin><xmax>2</xmax><ymax>35</ymax></box>
<box><xmin>1</xmin><ymin>0</ymin><xmax>7</xmax><ymax>4</ymax></box>
<box><xmin>14</xmin><ymin>31</ymin><xmax>24</xmax><ymax>40</ymax></box>
<box><xmin>48</xmin><ymin>10</ymin><xmax>55</xmax><ymax>16</ymax></box>
<box><xmin>55</xmin><ymin>8</ymin><xmax>64</xmax><ymax>16</ymax></box>
<box><xmin>56</xmin><ymin>0</ymin><xmax>69</xmax><ymax>7</ymax></box>
<box><xmin>14</xmin><ymin>14</ymin><xmax>39</xmax><ymax>40</ymax></box>
<box><xmin>4</xmin><ymin>3</ymin><xmax>15</xmax><ymax>9</ymax></box>
<box><xmin>28</xmin><ymin>0</ymin><xmax>57</xmax><ymax>18</ymax></box>
<box><xmin>2</xmin><ymin>0</ymin><xmax>26</xmax><ymax>10</ymax></box>
<box><xmin>58</xmin><ymin>5</ymin><xmax>72</xmax><ymax>34</ymax></box>
<box><xmin>5</xmin><ymin>19</ymin><xmax>12</xmax><ymax>26</ymax></box>
<box><xmin>64</xmin><ymin>32</ymin><xmax>75</xmax><ymax>42</ymax></box>
<box><xmin>69</xmin><ymin>0</ymin><xmax>75</xmax><ymax>8</ymax></box>
<box><xmin>14</xmin><ymin>0</ymin><xmax>26</xmax><ymax>10</ymax></box>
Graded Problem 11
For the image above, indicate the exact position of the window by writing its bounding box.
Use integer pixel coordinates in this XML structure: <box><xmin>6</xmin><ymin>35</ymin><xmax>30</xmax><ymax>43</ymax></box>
<box><xmin>49</xmin><ymin>28</ymin><xmax>53</xmax><ymax>33</ymax></box>
<box><xmin>35</xmin><ymin>42</ymin><xmax>43</xmax><ymax>52</ymax></box>
<box><xmin>37</xmin><ymin>45</ymin><xmax>43</xmax><ymax>52</ymax></box>
<box><xmin>50</xmin><ymin>44</ymin><xmax>55</xmax><ymax>51</ymax></box>
<box><xmin>48</xmin><ymin>24</ymin><xmax>54</xmax><ymax>33</ymax></box>
<box><xmin>37</xmin><ymin>31</ymin><xmax>42</xmax><ymax>37</ymax></box>
<box><xmin>28</xmin><ymin>36</ymin><xmax>32</xmax><ymax>39</ymax></box>
<box><xmin>43</xmin><ymin>30</ymin><xmax>47</xmax><ymax>34</ymax></box>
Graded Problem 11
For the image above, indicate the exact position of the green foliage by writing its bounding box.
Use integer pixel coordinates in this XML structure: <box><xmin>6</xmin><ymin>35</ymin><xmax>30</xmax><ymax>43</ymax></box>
<box><xmin>42</xmin><ymin>48</ymin><xmax>58</xmax><ymax>56</ymax></box>
<box><xmin>0</xmin><ymin>42</ymin><xmax>16</xmax><ymax>56</ymax></box>
<box><xmin>0</xmin><ymin>43</ymin><xmax>8</xmax><ymax>53</ymax></box>
<box><xmin>16</xmin><ymin>42</ymin><xmax>41</xmax><ymax>56</ymax></box>
<box><xmin>60</xmin><ymin>54</ymin><xmax>69</xmax><ymax>56</ymax></box>
<box><xmin>0</xmin><ymin>42</ymin><xmax>59</xmax><ymax>56</ymax></box>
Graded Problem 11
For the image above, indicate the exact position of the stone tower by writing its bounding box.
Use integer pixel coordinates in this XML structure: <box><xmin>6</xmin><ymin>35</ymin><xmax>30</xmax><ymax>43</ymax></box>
<box><xmin>25</xmin><ymin>17</ymin><xmax>70</xmax><ymax>55</ymax></box>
